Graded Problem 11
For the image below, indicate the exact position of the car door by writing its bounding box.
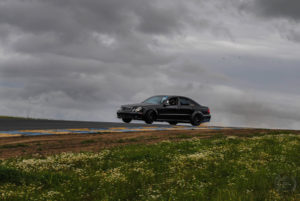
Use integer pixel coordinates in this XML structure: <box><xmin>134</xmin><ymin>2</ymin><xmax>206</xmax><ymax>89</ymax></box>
<box><xmin>157</xmin><ymin>97</ymin><xmax>179</xmax><ymax>120</ymax></box>
<box><xmin>178</xmin><ymin>97</ymin><xmax>194</xmax><ymax>120</ymax></box>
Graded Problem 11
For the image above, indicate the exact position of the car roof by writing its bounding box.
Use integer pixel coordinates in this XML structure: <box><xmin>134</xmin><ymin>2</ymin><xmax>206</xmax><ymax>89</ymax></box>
<box><xmin>154</xmin><ymin>95</ymin><xmax>193</xmax><ymax>99</ymax></box>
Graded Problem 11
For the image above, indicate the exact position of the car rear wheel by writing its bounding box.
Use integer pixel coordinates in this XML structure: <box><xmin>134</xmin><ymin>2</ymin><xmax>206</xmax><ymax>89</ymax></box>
<box><xmin>191</xmin><ymin>114</ymin><xmax>202</xmax><ymax>126</ymax></box>
<box><xmin>122</xmin><ymin>117</ymin><xmax>132</xmax><ymax>123</ymax></box>
<box><xmin>168</xmin><ymin>121</ymin><xmax>177</xmax><ymax>125</ymax></box>
<box><xmin>145</xmin><ymin>110</ymin><xmax>156</xmax><ymax>124</ymax></box>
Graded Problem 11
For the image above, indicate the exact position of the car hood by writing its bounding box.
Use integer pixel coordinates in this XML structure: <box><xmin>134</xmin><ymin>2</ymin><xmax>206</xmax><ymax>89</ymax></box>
<box><xmin>121</xmin><ymin>103</ymin><xmax>158</xmax><ymax>107</ymax></box>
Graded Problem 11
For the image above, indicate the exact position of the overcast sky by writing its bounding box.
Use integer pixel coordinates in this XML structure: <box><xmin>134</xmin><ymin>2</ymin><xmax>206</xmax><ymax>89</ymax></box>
<box><xmin>0</xmin><ymin>0</ymin><xmax>300</xmax><ymax>129</ymax></box>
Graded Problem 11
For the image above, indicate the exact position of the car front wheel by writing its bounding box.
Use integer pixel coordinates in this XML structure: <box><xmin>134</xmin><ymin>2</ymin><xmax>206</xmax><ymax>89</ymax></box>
<box><xmin>122</xmin><ymin>117</ymin><xmax>132</xmax><ymax>123</ymax></box>
<box><xmin>144</xmin><ymin>110</ymin><xmax>156</xmax><ymax>124</ymax></box>
<box><xmin>191</xmin><ymin>114</ymin><xmax>202</xmax><ymax>126</ymax></box>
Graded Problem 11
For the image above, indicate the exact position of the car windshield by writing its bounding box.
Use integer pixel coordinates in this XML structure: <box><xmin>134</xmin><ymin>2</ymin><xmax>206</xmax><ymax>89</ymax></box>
<box><xmin>143</xmin><ymin>96</ymin><xmax>168</xmax><ymax>104</ymax></box>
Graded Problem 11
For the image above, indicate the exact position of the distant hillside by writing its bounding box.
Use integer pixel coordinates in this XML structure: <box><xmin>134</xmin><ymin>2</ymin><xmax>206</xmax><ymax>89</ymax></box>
<box><xmin>0</xmin><ymin>116</ymin><xmax>35</xmax><ymax>120</ymax></box>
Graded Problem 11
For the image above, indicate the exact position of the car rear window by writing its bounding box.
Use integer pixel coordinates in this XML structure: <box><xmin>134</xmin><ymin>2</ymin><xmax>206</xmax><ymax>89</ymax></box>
<box><xmin>179</xmin><ymin>98</ymin><xmax>190</xmax><ymax>105</ymax></box>
<box><xmin>179</xmin><ymin>97</ymin><xmax>199</xmax><ymax>106</ymax></box>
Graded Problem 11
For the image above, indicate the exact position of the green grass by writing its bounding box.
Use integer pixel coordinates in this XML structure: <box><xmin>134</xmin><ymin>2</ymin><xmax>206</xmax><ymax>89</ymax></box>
<box><xmin>169</xmin><ymin>133</ymin><xmax>196</xmax><ymax>140</ymax></box>
<box><xmin>117</xmin><ymin>138</ymin><xmax>140</xmax><ymax>143</ymax></box>
<box><xmin>1</xmin><ymin>133</ymin><xmax>300</xmax><ymax>200</ymax></box>
<box><xmin>80</xmin><ymin>139</ymin><xmax>96</xmax><ymax>144</ymax></box>
<box><xmin>0</xmin><ymin>144</ymin><xmax>29</xmax><ymax>149</ymax></box>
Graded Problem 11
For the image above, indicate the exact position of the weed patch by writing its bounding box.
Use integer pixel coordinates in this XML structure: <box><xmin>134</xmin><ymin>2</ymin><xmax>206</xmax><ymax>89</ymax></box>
<box><xmin>80</xmin><ymin>139</ymin><xmax>96</xmax><ymax>144</ymax></box>
<box><xmin>0</xmin><ymin>144</ymin><xmax>29</xmax><ymax>149</ymax></box>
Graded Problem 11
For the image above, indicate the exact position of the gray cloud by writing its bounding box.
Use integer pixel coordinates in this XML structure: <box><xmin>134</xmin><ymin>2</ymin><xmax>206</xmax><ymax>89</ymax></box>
<box><xmin>240</xmin><ymin>0</ymin><xmax>300</xmax><ymax>43</ymax></box>
<box><xmin>0</xmin><ymin>0</ymin><xmax>188</xmax><ymax>38</ymax></box>
<box><xmin>252</xmin><ymin>0</ymin><xmax>300</xmax><ymax>20</ymax></box>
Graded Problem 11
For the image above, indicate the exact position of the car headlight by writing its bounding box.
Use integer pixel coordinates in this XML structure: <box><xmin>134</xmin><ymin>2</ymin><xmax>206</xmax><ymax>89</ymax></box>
<box><xmin>134</xmin><ymin>107</ymin><xmax>143</xmax><ymax>112</ymax></box>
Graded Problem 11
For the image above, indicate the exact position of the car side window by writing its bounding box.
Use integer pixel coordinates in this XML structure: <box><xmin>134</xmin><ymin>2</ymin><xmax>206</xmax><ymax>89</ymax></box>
<box><xmin>161</xmin><ymin>96</ymin><xmax>168</xmax><ymax>103</ymax></box>
<box><xmin>168</xmin><ymin>97</ymin><xmax>178</xmax><ymax>106</ymax></box>
<box><xmin>189</xmin><ymin>100</ymin><xmax>198</xmax><ymax>106</ymax></box>
<box><xmin>180</xmin><ymin>98</ymin><xmax>192</xmax><ymax>106</ymax></box>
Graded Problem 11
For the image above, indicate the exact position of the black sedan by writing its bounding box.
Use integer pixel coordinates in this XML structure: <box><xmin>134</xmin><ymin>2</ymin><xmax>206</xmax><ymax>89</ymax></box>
<box><xmin>117</xmin><ymin>95</ymin><xmax>211</xmax><ymax>126</ymax></box>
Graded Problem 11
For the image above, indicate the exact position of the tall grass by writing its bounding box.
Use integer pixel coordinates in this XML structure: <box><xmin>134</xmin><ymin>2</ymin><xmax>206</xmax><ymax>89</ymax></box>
<box><xmin>0</xmin><ymin>134</ymin><xmax>299</xmax><ymax>200</ymax></box>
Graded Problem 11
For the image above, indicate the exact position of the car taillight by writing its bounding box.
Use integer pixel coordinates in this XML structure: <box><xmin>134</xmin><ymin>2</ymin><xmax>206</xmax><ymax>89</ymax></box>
<box><xmin>207</xmin><ymin>108</ymin><xmax>210</xmax><ymax>114</ymax></box>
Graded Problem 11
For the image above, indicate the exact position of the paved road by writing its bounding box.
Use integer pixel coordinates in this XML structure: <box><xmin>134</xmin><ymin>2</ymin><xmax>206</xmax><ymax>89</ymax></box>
<box><xmin>0</xmin><ymin>118</ymin><xmax>171</xmax><ymax>131</ymax></box>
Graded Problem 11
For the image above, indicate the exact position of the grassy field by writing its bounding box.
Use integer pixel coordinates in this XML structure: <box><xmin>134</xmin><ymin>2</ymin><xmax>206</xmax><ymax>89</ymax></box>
<box><xmin>0</xmin><ymin>132</ymin><xmax>300</xmax><ymax>200</ymax></box>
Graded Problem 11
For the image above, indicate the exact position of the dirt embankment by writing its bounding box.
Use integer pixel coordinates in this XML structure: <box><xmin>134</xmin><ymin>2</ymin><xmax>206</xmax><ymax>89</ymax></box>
<box><xmin>0</xmin><ymin>128</ymin><xmax>299</xmax><ymax>159</ymax></box>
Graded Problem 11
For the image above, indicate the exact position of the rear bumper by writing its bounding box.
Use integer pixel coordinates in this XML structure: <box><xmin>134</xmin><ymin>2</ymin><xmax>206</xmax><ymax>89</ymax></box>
<box><xmin>117</xmin><ymin>111</ymin><xmax>144</xmax><ymax>120</ymax></box>
<box><xmin>202</xmin><ymin>114</ymin><xmax>211</xmax><ymax>123</ymax></box>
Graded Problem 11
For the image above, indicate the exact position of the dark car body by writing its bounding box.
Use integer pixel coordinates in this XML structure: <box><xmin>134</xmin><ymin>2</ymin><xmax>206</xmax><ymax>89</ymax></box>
<box><xmin>117</xmin><ymin>95</ymin><xmax>211</xmax><ymax>126</ymax></box>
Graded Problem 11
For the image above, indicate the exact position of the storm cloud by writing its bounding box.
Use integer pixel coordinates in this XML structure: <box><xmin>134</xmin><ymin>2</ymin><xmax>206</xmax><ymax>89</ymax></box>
<box><xmin>251</xmin><ymin>0</ymin><xmax>300</xmax><ymax>20</ymax></box>
<box><xmin>0</xmin><ymin>0</ymin><xmax>300</xmax><ymax>129</ymax></box>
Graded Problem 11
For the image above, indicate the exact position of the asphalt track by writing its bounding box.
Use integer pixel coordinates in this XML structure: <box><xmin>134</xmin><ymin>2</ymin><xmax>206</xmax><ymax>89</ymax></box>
<box><xmin>0</xmin><ymin>118</ymin><xmax>226</xmax><ymax>137</ymax></box>
<box><xmin>0</xmin><ymin>119</ymin><xmax>171</xmax><ymax>131</ymax></box>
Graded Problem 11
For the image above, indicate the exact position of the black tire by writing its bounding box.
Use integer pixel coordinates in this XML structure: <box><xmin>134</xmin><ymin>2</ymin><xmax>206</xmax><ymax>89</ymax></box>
<box><xmin>168</xmin><ymin>121</ymin><xmax>177</xmax><ymax>125</ymax></box>
<box><xmin>191</xmin><ymin>114</ymin><xmax>202</xmax><ymax>126</ymax></box>
<box><xmin>122</xmin><ymin>117</ymin><xmax>132</xmax><ymax>123</ymax></box>
<box><xmin>144</xmin><ymin>110</ymin><xmax>156</xmax><ymax>124</ymax></box>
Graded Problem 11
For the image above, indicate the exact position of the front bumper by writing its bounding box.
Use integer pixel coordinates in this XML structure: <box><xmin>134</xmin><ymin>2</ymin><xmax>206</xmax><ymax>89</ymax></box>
<box><xmin>117</xmin><ymin>110</ymin><xmax>144</xmax><ymax>120</ymax></box>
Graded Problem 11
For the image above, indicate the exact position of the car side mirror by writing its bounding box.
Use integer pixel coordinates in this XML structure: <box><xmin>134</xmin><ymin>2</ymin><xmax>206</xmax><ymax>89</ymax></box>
<box><xmin>163</xmin><ymin>100</ymin><xmax>170</xmax><ymax>107</ymax></box>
